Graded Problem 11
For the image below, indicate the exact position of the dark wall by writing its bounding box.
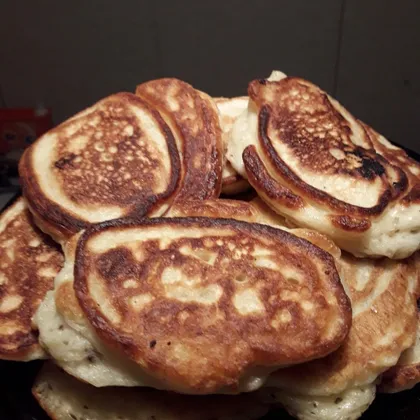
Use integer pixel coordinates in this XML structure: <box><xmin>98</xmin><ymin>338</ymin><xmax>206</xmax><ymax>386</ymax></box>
<box><xmin>1</xmin><ymin>0</ymin><xmax>419</xmax><ymax>151</ymax></box>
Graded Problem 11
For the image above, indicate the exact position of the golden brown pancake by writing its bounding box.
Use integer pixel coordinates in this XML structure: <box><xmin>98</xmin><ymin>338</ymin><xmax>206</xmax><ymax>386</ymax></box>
<box><xmin>214</xmin><ymin>96</ymin><xmax>250</xmax><ymax>195</ymax></box>
<box><xmin>136</xmin><ymin>79</ymin><xmax>223</xmax><ymax>202</ymax></box>
<box><xmin>379</xmin><ymin>313</ymin><xmax>420</xmax><ymax>393</ymax></box>
<box><xmin>33</xmin><ymin>362</ymin><xmax>269</xmax><ymax>420</ymax></box>
<box><xmin>19</xmin><ymin>92</ymin><xmax>181</xmax><ymax>242</ymax></box>
<box><xmin>38</xmin><ymin>199</ymin><xmax>345</xmax><ymax>391</ymax></box>
<box><xmin>227</xmin><ymin>71</ymin><xmax>420</xmax><ymax>258</ymax></box>
<box><xmin>266</xmin><ymin>254</ymin><xmax>418</xmax><ymax>396</ymax></box>
<box><xmin>0</xmin><ymin>197</ymin><xmax>63</xmax><ymax>360</ymax></box>
<box><xmin>71</xmin><ymin>217</ymin><xmax>350</xmax><ymax>394</ymax></box>
<box><xmin>166</xmin><ymin>198</ymin><xmax>261</xmax><ymax>222</ymax></box>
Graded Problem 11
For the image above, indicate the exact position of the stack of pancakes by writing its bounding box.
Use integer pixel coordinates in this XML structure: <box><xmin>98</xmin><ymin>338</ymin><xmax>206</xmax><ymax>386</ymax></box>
<box><xmin>0</xmin><ymin>71</ymin><xmax>419</xmax><ymax>420</ymax></box>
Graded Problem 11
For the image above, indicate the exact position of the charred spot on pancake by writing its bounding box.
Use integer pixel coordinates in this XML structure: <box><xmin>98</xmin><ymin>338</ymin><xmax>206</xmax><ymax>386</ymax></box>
<box><xmin>149</xmin><ymin>339</ymin><xmax>157</xmax><ymax>349</ymax></box>
<box><xmin>351</xmin><ymin>149</ymin><xmax>385</xmax><ymax>179</ymax></box>
<box><xmin>95</xmin><ymin>247</ymin><xmax>136</xmax><ymax>280</ymax></box>
<box><xmin>54</xmin><ymin>153</ymin><xmax>77</xmax><ymax>170</ymax></box>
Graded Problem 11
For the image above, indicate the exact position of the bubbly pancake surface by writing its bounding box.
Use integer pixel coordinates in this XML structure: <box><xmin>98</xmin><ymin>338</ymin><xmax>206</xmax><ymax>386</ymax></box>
<box><xmin>136</xmin><ymin>79</ymin><xmax>223</xmax><ymax>201</ymax></box>
<box><xmin>73</xmin><ymin>217</ymin><xmax>350</xmax><ymax>393</ymax></box>
<box><xmin>33</xmin><ymin>363</ymin><xmax>269</xmax><ymax>420</ymax></box>
<box><xmin>0</xmin><ymin>198</ymin><xmax>63</xmax><ymax>360</ymax></box>
<box><xmin>20</xmin><ymin>92</ymin><xmax>180</xmax><ymax>240</ymax></box>
<box><xmin>267</xmin><ymin>253</ymin><xmax>418</xmax><ymax>396</ymax></box>
<box><xmin>228</xmin><ymin>72</ymin><xmax>420</xmax><ymax>258</ymax></box>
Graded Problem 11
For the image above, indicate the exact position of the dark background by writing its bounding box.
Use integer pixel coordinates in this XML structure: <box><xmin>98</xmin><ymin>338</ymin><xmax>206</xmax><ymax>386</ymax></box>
<box><xmin>1</xmin><ymin>0</ymin><xmax>419</xmax><ymax>152</ymax></box>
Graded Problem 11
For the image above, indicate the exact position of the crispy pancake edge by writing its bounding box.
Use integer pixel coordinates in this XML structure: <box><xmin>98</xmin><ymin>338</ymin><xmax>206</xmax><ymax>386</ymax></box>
<box><xmin>136</xmin><ymin>78</ymin><xmax>223</xmax><ymax>201</ymax></box>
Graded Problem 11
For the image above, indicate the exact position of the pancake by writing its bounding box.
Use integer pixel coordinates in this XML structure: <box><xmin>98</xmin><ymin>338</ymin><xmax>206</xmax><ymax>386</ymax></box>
<box><xmin>215</xmin><ymin>96</ymin><xmax>250</xmax><ymax>195</ymax></box>
<box><xmin>227</xmin><ymin>70</ymin><xmax>420</xmax><ymax>258</ymax></box>
<box><xmin>36</xmin><ymin>199</ymin><xmax>346</xmax><ymax>390</ymax></box>
<box><xmin>33</xmin><ymin>362</ymin><xmax>269</xmax><ymax>420</ymax></box>
<box><xmin>62</xmin><ymin>217</ymin><xmax>350</xmax><ymax>394</ymax></box>
<box><xmin>379</xmin><ymin>312</ymin><xmax>420</xmax><ymax>393</ymax></box>
<box><xmin>0</xmin><ymin>197</ymin><xmax>63</xmax><ymax>361</ymax></box>
<box><xmin>136</xmin><ymin>78</ymin><xmax>223</xmax><ymax>202</ymax></box>
<box><xmin>263</xmin><ymin>253</ymin><xmax>418</xmax><ymax>419</ymax></box>
<box><xmin>19</xmin><ymin>92</ymin><xmax>181</xmax><ymax>242</ymax></box>
<box><xmin>260</xmin><ymin>385</ymin><xmax>375</xmax><ymax>420</ymax></box>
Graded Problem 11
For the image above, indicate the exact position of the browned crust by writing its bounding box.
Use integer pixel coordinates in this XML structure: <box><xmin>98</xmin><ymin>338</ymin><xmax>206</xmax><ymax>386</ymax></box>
<box><xmin>330</xmin><ymin>215</ymin><xmax>371</xmax><ymax>232</ymax></box>
<box><xmin>243</xmin><ymin>145</ymin><xmax>304</xmax><ymax>209</ymax></box>
<box><xmin>255</xmin><ymin>104</ymin><xmax>392</xmax><ymax>217</ymax></box>
<box><xmin>0</xmin><ymin>198</ymin><xmax>63</xmax><ymax>360</ymax></box>
<box><xmin>136</xmin><ymin>79</ymin><xmax>223</xmax><ymax>201</ymax></box>
<box><xmin>379</xmin><ymin>362</ymin><xmax>420</xmax><ymax>393</ymax></box>
<box><xmin>19</xmin><ymin>93</ymin><xmax>181</xmax><ymax>239</ymax></box>
<box><xmin>73</xmin><ymin>216</ymin><xmax>351</xmax><ymax>393</ymax></box>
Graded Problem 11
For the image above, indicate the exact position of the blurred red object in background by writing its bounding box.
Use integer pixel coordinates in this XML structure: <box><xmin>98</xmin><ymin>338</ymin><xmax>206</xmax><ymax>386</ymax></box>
<box><xmin>0</xmin><ymin>107</ymin><xmax>53</xmax><ymax>185</ymax></box>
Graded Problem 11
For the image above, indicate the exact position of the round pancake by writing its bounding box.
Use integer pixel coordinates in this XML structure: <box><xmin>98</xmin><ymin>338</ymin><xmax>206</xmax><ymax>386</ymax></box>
<box><xmin>19</xmin><ymin>92</ymin><xmax>181</xmax><ymax>242</ymax></box>
<box><xmin>136</xmin><ymin>79</ymin><xmax>223</xmax><ymax>202</ymax></box>
<box><xmin>266</xmin><ymin>253</ymin><xmax>418</xmax><ymax>396</ymax></box>
<box><xmin>0</xmin><ymin>197</ymin><xmax>63</xmax><ymax>361</ymax></box>
<box><xmin>215</xmin><ymin>96</ymin><xmax>250</xmax><ymax>195</ymax></box>
<box><xmin>73</xmin><ymin>217</ymin><xmax>351</xmax><ymax>394</ymax></box>
<box><xmin>227</xmin><ymin>71</ymin><xmax>420</xmax><ymax>258</ymax></box>
<box><xmin>379</xmin><ymin>312</ymin><xmax>420</xmax><ymax>393</ymax></box>
<box><xmin>33</xmin><ymin>362</ymin><xmax>269</xmax><ymax>420</ymax></box>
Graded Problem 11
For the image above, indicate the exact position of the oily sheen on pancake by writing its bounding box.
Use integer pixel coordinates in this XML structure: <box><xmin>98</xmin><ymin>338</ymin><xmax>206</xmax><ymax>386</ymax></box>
<box><xmin>33</xmin><ymin>363</ymin><xmax>269</xmax><ymax>420</ymax></box>
<box><xmin>136</xmin><ymin>78</ymin><xmax>223</xmax><ymax>202</ymax></box>
<box><xmin>72</xmin><ymin>217</ymin><xmax>350</xmax><ymax>394</ymax></box>
<box><xmin>264</xmin><ymin>253</ymin><xmax>418</xmax><ymax>419</ymax></box>
<box><xmin>0</xmin><ymin>198</ymin><xmax>63</xmax><ymax>361</ymax></box>
<box><xmin>19</xmin><ymin>92</ymin><xmax>181</xmax><ymax>242</ymax></box>
<box><xmin>215</xmin><ymin>96</ymin><xmax>250</xmax><ymax>195</ymax></box>
<box><xmin>227</xmin><ymin>71</ymin><xmax>420</xmax><ymax>258</ymax></box>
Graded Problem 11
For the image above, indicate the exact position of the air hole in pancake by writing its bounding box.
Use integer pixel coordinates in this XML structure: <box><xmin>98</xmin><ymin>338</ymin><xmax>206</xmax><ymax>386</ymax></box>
<box><xmin>235</xmin><ymin>274</ymin><xmax>248</xmax><ymax>283</ymax></box>
<box><xmin>149</xmin><ymin>340</ymin><xmax>157</xmax><ymax>349</ymax></box>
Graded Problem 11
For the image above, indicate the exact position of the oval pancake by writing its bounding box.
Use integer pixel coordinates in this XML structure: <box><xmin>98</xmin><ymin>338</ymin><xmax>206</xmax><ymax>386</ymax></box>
<box><xmin>0</xmin><ymin>197</ymin><xmax>63</xmax><ymax>361</ymax></box>
<box><xmin>136</xmin><ymin>79</ymin><xmax>223</xmax><ymax>202</ymax></box>
<box><xmin>41</xmin><ymin>200</ymin><xmax>344</xmax><ymax>391</ymax></box>
<box><xmin>215</xmin><ymin>96</ymin><xmax>250</xmax><ymax>195</ymax></box>
<box><xmin>33</xmin><ymin>362</ymin><xmax>269</xmax><ymax>420</ymax></box>
<box><xmin>227</xmin><ymin>71</ymin><xmax>420</xmax><ymax>258</ymax></box>
<box><xmin>265</xmin><ymin>254</ymin><xmax>417</xmax><ymax>396</ymax></box>
<box><xmin>73</xmin><ymin>217</ymin><xmax>350</xmax><ymax>394</ymax></box>
<box><xmin>19</xmin><ymin>92</ymin><xmax>181</xmax><ymax>242</ymax></box>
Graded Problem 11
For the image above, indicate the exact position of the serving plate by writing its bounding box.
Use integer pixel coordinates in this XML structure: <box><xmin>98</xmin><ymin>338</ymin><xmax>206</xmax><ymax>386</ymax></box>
<box><xmin>1</xmin><ymin>142</ymin><xmax>419</xmax><ymax>419</ymax></box>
